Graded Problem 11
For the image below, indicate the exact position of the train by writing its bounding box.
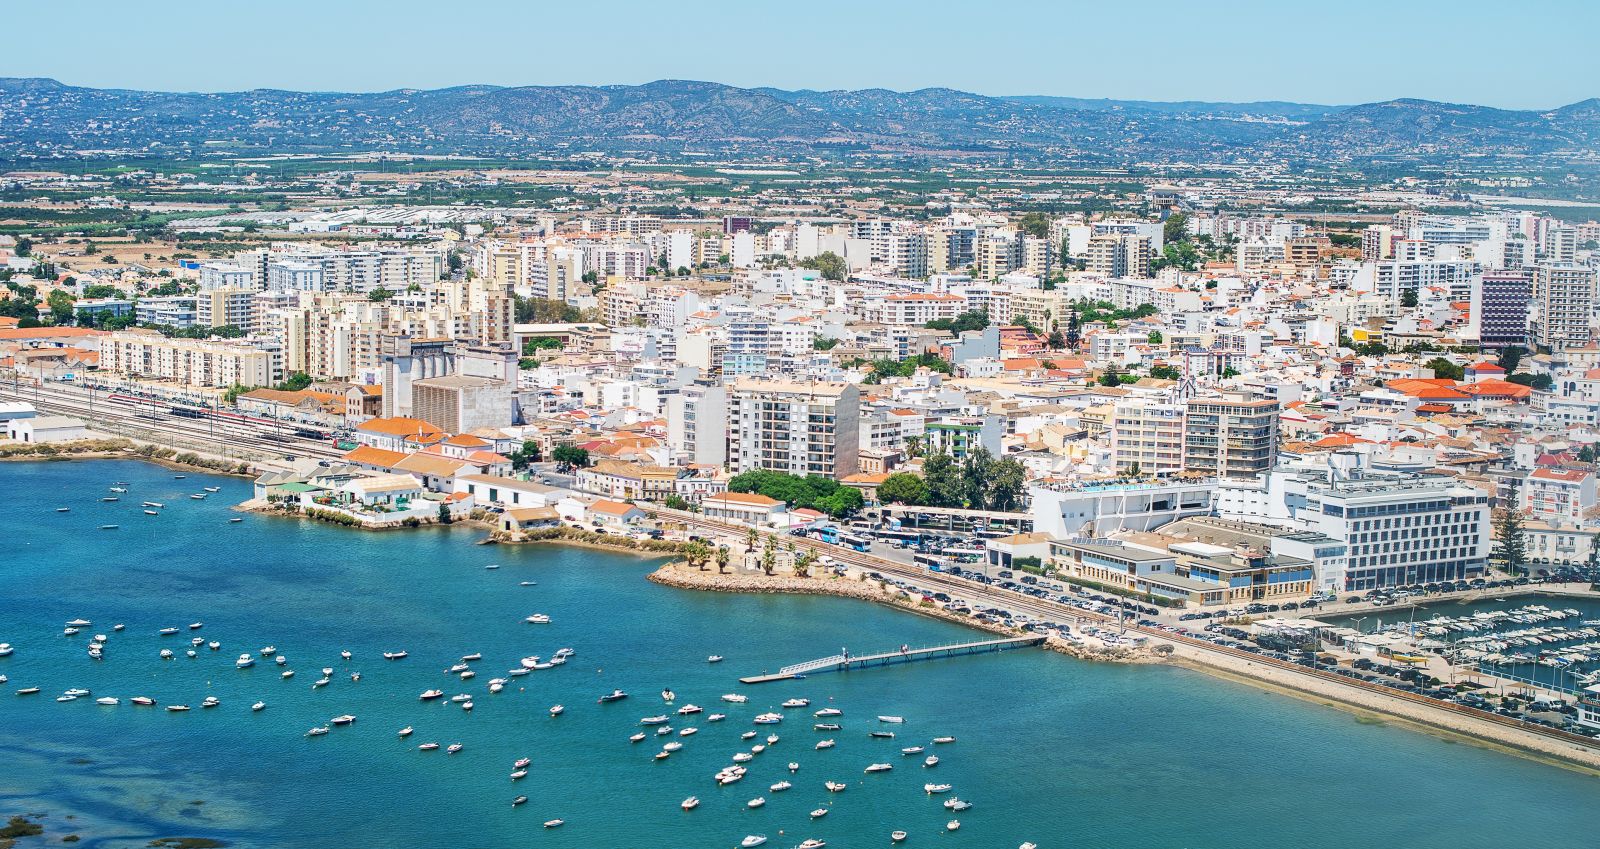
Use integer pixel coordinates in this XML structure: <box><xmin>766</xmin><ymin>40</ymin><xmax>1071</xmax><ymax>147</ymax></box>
<box><xmin>104</xmin><ymin>393</ymin><xmax>333</xmax><ymax>442</ymax></box>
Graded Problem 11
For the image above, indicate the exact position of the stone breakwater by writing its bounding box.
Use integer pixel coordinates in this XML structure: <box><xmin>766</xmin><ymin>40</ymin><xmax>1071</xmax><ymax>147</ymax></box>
<box><xmin>646</xmin><ymin>561</ymin><xmax>1161</xmax><ymax>665</ymax></box>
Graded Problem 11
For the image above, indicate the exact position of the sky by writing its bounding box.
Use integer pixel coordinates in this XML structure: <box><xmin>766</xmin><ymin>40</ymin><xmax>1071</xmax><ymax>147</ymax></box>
<box><xmin>4</xmin><ymin>1</ymin><xmax>1596</xmax><ymax>108</ymax></box>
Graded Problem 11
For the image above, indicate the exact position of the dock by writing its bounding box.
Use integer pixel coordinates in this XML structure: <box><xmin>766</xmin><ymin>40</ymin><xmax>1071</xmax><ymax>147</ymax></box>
<box><xmin>739</xmin><ymin>635</ymin><xmax>1046</xmax><ymax>684</ymax></box>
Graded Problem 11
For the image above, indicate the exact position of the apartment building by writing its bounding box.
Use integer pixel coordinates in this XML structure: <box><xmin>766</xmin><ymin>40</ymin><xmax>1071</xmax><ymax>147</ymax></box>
<box><xmin>665</xmin><ymin>383</ymin><xmax>728</xmax><ymax>466</ymax></box>
<box><xmin>196</xmin><ymin>288</ymin><xmax>257</xmax><ymax>330</ymax></box>
<box><xmin>100</xmin><ymin>329</ymin><xmax>276</xmax><ymax>388</ymax></box>
<box><xmin>729</xmin><ymin>378</ymin><xmax>860</xmax><ymax>478</ymax></box>
<box><xmin>1479</xmin><ymin>269</ymin><xmax>1532</xmax><ymax>351</ymax></box>
<box><xmin>1086</xmin><ymin>234</ymin><xmax>1153</xmax><ymax>279</ymax></box>
<box><xmin>1181</xmin><ymin>396</ymin><xmax>1280</xmax><ymax>480</ymax></box>
<box><xmin>877</xmin><ymin>293</ymin><xmax>965</xmax><ymax>326</ymax></box>
<box><xmin>1299</xmin><ymin>476</ymin><xmax>1490</xmax><ymax>591</ymax></box>
<box><xmin>1531</xmin><ymin>263</ymin><xmax>1598</xmax><ymax>352</ymax></box>
<box><xmin>1111</xmin><ymin>401</ymin><xmax>1185</xmax><ymax>475</ymax></box>
<box><xmin>1520</xmin><ymin>468</ymin><xmax>1597</xmax><ymax>525</ymax></box>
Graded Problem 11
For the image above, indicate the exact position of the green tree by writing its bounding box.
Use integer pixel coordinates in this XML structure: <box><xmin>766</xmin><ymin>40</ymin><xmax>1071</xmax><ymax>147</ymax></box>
<box><xmin>683</xmin><ymin>540</ymin><xmax>712</xmax><ymax>572</ymax></box>
<box><xmin>274</xmin><ymin>371</ymin><xmax>313</xmax><ymax>392</ymax></box>
<box><xmin>1507</xmin><ymin>373</ymin><xmax>1554</xmax><ymax>391</ymax></box>
<box><xmin>1162</xmin><ymin>212</ymin><xmax>1189</xmax><ymax>245</ymax></box>
<box><xmin>552</xmin><ymin>445</ymin><xmax>590</xmax><ymax>469</ymax></box>
<box><xmin>663</xmin><ymin>494</ymin><xmax>690</xmax><ymax>511</ymax></box>
<box><xmin>437</xmin><ymin>503</ymin><xmax>454</xmax><ymax>525</ymax></box>
<box><xmin>1017</xmin><ymin>212</ymin><xmax>1052</xmax><ymax>240</ymax></box>
<box><xmin>1148</xmin><ymin>331</ymin><xmax>1163</xmax><ymax>344</ymax></box>
<box><xmin>1150</xmin><ymin>364</ymin><xmax>1183</xmax><ymax>380</ymax></box>
<box><xmin>1493</xmin><ymin>504</ymin><xmax>1528</xmax><ymax>575</ymax></box>
<box><xmin>761</xmin><ymin>535</ymin><xmax>777</xmax><ymax>576</ymax></box>
<box><xmin>813</xmin><ymin>336</ymin><xmax>840</xmax><ymax>351</ymax></box>
<box><xmin>368</xmin><ymin>287</ymin><xmax>395</xmax><ymax>302</ymax></box>
<box><xmin>961</xmin><ymin>447</ymin><xmax>996</xmax><ymax>509</ymax></box>
<box><xmin>799</xmin><ymin>251</ymin><xmax>848</xmax><ymax>282</ymax></box>
<box><xmin>1424</xmin><ymin>357</ymin><xmax>1464</xmax><ymax>381</ymax></box>
<box><xmin>510</xmin><ymin>439</ymin><xmax>542</xmax><ymax>471</ymax></box>
<box><xmin>986</xmin><ymin>458</ymin><xmax>1028</xmax><ymax>512</ymax></box>
<box><xmin>13</xmin><ymin>237</ymin><xmax>31</xmax><ymax>257</ymax></box>
<box><xmin>46</xmin><ymin>290</ymin><xmax>75</xmax><ymax>324</ymax></box>
<box><xmin>1497</xmin><ymin>346</ymin><xmax>1526</xmax><ymax>372</ymax></box>
<box><xmin>925</xmin><ymin>310</ymin><xmax>990</xmax><ymax>333</ymax></box>
<box><xmin>714</xmin><ymin>545</ymin><xmax>730</xmax><ymax>574</ymax></box>
<box><xmin>876</xmin><ymin>472</ymin><xmax>927</xmax><ymax>506</ymax></box>
<box><xmin>922</xmin><ymin>452</ymin><xmax>964</xmax><ymax>508</ymax></box>
<box><xmin>1098</xmin><ymin>366</ymin><xmax>1122</xmax><ymax>387</ymax></box>
<box><xmin>1400</xmin><ymin>289</ymin><xmax>1419</xmax><ymax>308</ymax></box>
<box><xmin>793</xmin><ymin>549</ymin><xmax>817</xmax><ymax>578</ymax></box>
<box><xmin>82</xmin><ymin>284</ymin><xmax>122</xmax><ymax>299</ymax></box>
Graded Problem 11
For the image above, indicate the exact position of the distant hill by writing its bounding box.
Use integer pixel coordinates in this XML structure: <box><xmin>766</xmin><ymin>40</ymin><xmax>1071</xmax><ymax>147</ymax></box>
<box><xmin>0</xmin><ymin>77</ymin><xmax>1593</xmax><ymax>161</ymax></box>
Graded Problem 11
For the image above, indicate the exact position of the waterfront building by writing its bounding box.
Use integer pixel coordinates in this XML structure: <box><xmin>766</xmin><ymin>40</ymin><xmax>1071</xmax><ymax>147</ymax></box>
<box><xmin>728</xmin><ymin>378</ymin><xmax>860</xmax><ymax>478</ymax></box>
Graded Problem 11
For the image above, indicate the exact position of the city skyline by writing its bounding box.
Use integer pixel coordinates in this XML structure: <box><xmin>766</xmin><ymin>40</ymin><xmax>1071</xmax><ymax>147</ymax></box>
<box><xmin>4</xmin><ymin>0</ymin><xmax>1598</xmax><ymax>109</ymax></box>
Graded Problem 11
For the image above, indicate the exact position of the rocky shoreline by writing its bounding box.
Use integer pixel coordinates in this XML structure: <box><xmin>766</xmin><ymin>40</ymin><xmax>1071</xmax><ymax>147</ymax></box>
<box><xmin>647</xmin><ymin>561</ymin><xmax>1163</xmax><ymax>665</ymax></box>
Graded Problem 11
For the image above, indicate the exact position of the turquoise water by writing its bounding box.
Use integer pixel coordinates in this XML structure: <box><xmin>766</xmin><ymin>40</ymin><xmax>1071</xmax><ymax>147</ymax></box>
<box><xmin>1</xmin><ymin>460</ymin><xmax>1597</xmax><ymax>849</ymax></box>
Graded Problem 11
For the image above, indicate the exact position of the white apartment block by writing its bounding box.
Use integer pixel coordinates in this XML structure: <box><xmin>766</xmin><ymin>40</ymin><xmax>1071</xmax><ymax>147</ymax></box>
<box><xmin>101</xmin><ymin>330</ymin><xmax>277</xmax><ymax>389</ymax></box>
<box><xmin>729</xmin><ymin>378</ymin><xmax>860</xmax><ymax>478</ymax></box>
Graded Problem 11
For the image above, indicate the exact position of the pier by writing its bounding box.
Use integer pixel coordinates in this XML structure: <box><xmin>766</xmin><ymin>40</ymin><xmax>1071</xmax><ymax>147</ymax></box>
<box><xmin>739</xmin><ymin>635</ymin><xmax>1045</xmax><ymax>684</ymax></box>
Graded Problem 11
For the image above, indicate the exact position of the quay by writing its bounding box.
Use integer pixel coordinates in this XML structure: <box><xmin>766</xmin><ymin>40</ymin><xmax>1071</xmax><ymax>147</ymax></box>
<box><xmin>739</xmin><ymin>635</ymin><xmax>1046</xmax><ymax>684</ymax></box>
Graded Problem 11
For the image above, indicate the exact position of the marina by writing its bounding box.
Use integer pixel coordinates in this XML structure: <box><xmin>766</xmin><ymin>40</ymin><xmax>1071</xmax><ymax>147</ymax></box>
<box><xmin>3</xmin><ymin>461</ymin><xmax>1600</xmax><ymax>849</ymax></box>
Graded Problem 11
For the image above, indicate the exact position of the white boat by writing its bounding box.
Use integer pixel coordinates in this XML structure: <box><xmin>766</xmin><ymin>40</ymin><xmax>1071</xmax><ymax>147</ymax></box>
<box><xmin>816</xmin><ymin>739</ymin><xmax>836</xmax><ymax>750</ymax></box>
<box><xmin>931</xmin><ymin>736</ymin><xmax>955</xmax><ymax>744</ymax></box>
<box><xmin>814</xmin><ymin>707</ymin><xmax>842</xmax><ymax>717</ymax></box>
<box><xmin>708</xmin><ymin>713</ymin><xmax>727</xmax><ymax>722</ymax></box>
<box><xmin>96</xmin><ymin>697</ymin><xmax>119</xmax><ymax>706</ymax></box>
<box><xmin>17</xmin><ymin>687</ymin><xmax>41</xmax><ymax>695</ymax></box>
<box><xmin>0</xmin><ymin>644</ymin><xmax>12</xmax><ymax>657</ymax></box>
<box><xmin>93</xmin><ymin>634</ymin><xmax>107</xmax><ymax>643</ymax></box>
<box><xmin>640</xmin><ymin>715</ymin><xmax>669</xmax><ymax>725</ymax></box>
<box><xmin>943</xmin><ymin>798</ymin><xmax>970</xmax><ymax>811</ymax></box>
<box><xmin>681</xmin><ymin>797</ymin><xmax>700</xmax><ymax>811</ymax></box>
<box><xmin>525</xmin><ymin>614</ymin><xmax>551</xmax><ymax>624</ymax></box>
<box><xmin>208</xmin><ymin>641</ymin><xmax>220</xmax><ymax>651</ymax></box>
<box><xmin>946</xmin><ymin>820</ymin><xmax>960</xmax><ymax>832</ymax></box>
<box><xmin>204</xmin><ymin>486</ymin><xmax>221</xmax><ymax>493</ymax></box>
<box><xmin>65</xmin><ymin>688</ymin><xmax>92</xmax><ymax>698</ymax></box>
<box><xmin>722</xmin><ymin>693</ymin><xmax>748</xmax><ymax>703</ymax></box>
<box><xmin>924</xmin><ymin>783</ymin><xmax>951</xmax><ymax>794</ymax></box>
<box><xmin>236</xmin><ymin>653</ymin><xmax>255</xmax><ymax>668</ymax></box>
<box><xmin>448</xmin><ymin>662</ymin><xmax>470</xmax><ymax>674</ymax></box>
<box><xmin>421</xmin><ymin>689</ymin><xmax>445</xmax><ymax>700</ymax></box>
<box><xmin>810</xmin><ymin>808</ymin><xmax>830</xmax><ymax>818</ymax></box>
<box><xmin>923</xmin><ymin>755</ymin><xmax>939</xmax><ymax>768</ymax></box>
<box><xmin>447</xmin><ymin>743</ymin><xmax>464</xmax><ymax>754</ymax></box>
<box><xmin>275</xmin><ymin>656</ymin><xmax>287</xmax><ymax>666</ymax></box>
<box><xmin>341</xmin><ymin>650</ymin><xmax>352</xmax><ymax>660</ymax></box>
<box><xmin>383</xmin><ymin>651</ymin><xmax>408</xmax><ymax>660</ymax></box>
<box><xmin>549</xmin><ymin>704</ymin><xmax>565</xmax><ymax>716</ymax></box>
<box><xmin>769</xmin><ymin>780</ymin><xmax>791</xmax><ymax>792</ymax></box>
<box><xmin>166</xmin><ymin>704</ymin><xmax>192</xmax><ymax>712</ymax></box>
<box><xmin>630</xmin><ymin>732</ymin><xmax>647</xmax><ymax>743</ymax></box>
<box><xmin>63</xmin><ymin>627</ymin><xmax>79</xmax><ymax>636</ymax></box>
<box><xmin>742</xmin><ymin>731</ymin><xmax>758</xmax><ymax>740</ymax></box>
<box><xmin>418</xmin><ymin>742</ymin><xmax>440</xmax><ymax>751</ymax></box>
<box><xmin>143</xmin><ymin>510</ymin><xmax>159</xmax><ymax>516</ymax></box>
<box><xmin>511</xmin><ymin>769</ymin><xmax>528</xmax><ymax>781</ymax></box>
<box><xmin>56</xmin><ymin>507</ymin><xmax>70</xmax><ymax>513</ymax></box>
<box><xmin>459</xmin><ymin>670</ymin><xmax>474</xmax><ymax>680</ymax></box>
<box><xmin>142</xmin><ymin>501</ymin><xmax>164</xmax><ymax>508</ymax></box>
<box><xmin>542</xmin><ymin>820</ymin><xmax>563</xmax><ymax>829</ymax></box>
<box><xmin>158</xmin><ymin>627</ymin><xmax>180</xmax><ymax>636</ymax></box>
<box><xmin>489</xmin><ymin>681</ymin><xmax>504</xmax><ymax>694</ymax></box>
<box><xmin>281</xmin><ymin>670</ymin><xmax>294</xmax><ymax>679</ymax></box>
<box><xmin>752</xmin><ymin>744</ymin><xmax>766</xmax><ymax>754</ymax></box>
<box><xmin>1020</xmin><ymin>843</ymin><xmax>1038</xmax><ymax>849</ymax></box>
<box><xmin>766</xmin><ymin>734</ymin><xmax>779</xmax><ymax>744</ymax></box>
<box><xmin>753</xmin><ymin>713</ymin><xmax>783</xmax><ymax>724</ymax></box>
<box><xmin>798</xmin><ymin>840</ymin><xmax>826</xmax><ymax>849</ymax></box>
<box><xmin>461</xmin><ymin>652</ymin><xmax>482</xmax><ymax>662</ymax></box>
<box><xmin>515</xmin><ymin>757</ymin><xmax>532</xmax><ymax>769</ymax></box>
<box><xmin>131</xmin><ymin>696</ymin><xmax>155</xmax><ymax>706</ymax></box>
<box><xmin>252</xmin><ymin>701</ymin><xmax>265</xmax><ymax>712</ymax></box>
<box><xmin>825</xmin><ymin>781</ymin><xmax>847</xmax><ymax>792</ymax></box>
<box><xmin>322</xmin><ymin>667</ymin><xmax>335</xmax><ymax>676</ymax></box>
<box><xmin>159</xmin><ymin>649</ymin><xmax>173</xmax><ymax>659</ymax></box>
<box><xmin>865</xmin><ymin>763</ymin><xmax>893</xmax><ymax>773</ymax></box>
<box><xmin>877</xmin><ymin>715</ymin><xmax>904</xmax><ymax>724</ymax></box>
<box><xmin>189</xmin><ymin>623</ymin><xmax>203</xmax><ymax>630</ymax></box>
<box><xmin>901</xmin><ymin>746</ymin><xmax>924</xmax><ymax>755</ymax></box>
<box><xmin>708</xmin><ymin>655</ymin><xmax>724</xmax><ymax>663</ymax></box>
<box><xmin>331</xmin><ymin>714</ymin><xmax>356</xmax><ymax>726</ymax></box>
<box><xmin>747</xmin><ymin>797</ymin><xmax>765</xmax><ymax>809</ymax></box>
<box><xmin>892</xmin><ymin>831</ymin><xmax>907</xmax><ymax>843</ymax></box>
<box><xmin>788</xmin><ymin>762</ymin><xmax>799</xmax><ymax>772</ymax></box>
<box><xmin>202</xmin><ymin>696</ymin><xmax>220</xmax><ymax>708</ymax></box>
<box><xmin>677</xmin><ymin>703</ymin><xmax>702</xmax><ymax>715</ymax></box>
<box><xmin>451</xmin><ymin>694</ymin><xmax>471</xmax><ymax>703</ymax></box>
<box><xmin>662</xmin><ymin>689</ymin><xmax>675</xmax><ymax>702</ymax></box>
<box><xmin>351</xmin><ymin>672</ymin><xmax>361</xmax><ymax>682</ymax></box>
<box><xmin>306</xmin><ymin>726</ymin><xmax>329</xmax><ymax>736</ymax></box>
<box><xmin>733</xmin><ymin>752</ymin><xmax>754</xmax><ymax>763</ymax></box>
<box><xmin>512</xmin><ymin>795</ymin><xmax>527</xmax><ymax>806</ymax></box>
<box><xmin>190</xmin><ymin>494</ymin><xmax>207</xmax><ymax>500</ymax></box>
<box><xmin>739</xmin><ymin>836</ymin><xmax>765</xmax><ymax>848</ymax></box>
<box><xmin>520</xmin><ymin>656</ymin><xmax>542</xmax><ymax>669</ymax></box>
<box><xmin>662</xmin><ymin>741</ymin><xmax>683</xmax><ymax>752</ymax></box>
<box><xmin>782</xmin><ymin>698</ymin><xmax>810</xmax><ymax>708</ymax></box>
<box><xmin>113</xmin><ymin>624</ymin><xmax>124</xmax><ymax>631</ymax></box>
<box><xmin>520</xmin><ymin>581</ymin><xmax>536</xmax><ymax>586</ymax></box>
<box><xmin>398</xmin><ymin>727</ymin><xmax>413</xmax><ymax>737</ymax></box>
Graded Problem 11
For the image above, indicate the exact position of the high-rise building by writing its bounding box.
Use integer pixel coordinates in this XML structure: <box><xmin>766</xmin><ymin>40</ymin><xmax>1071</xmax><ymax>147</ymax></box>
<box><xmin>1182</xmin><ymin>396</ymin><xmax>1280</xmax><ymax>480</ymax></box>
<box><xmin>666</xmin><ymin>383</ymin><xmax>728</xmax><ymax>466</ymax></box>
<box><xmin>1111</xmin><ymin>402</ymin><xmax>1185</xmax><ymax>475</ymax></box>
<box><xmin>1531</xmin><ymin>263</ymin><xmax>1598</xmax><ymax>352</ymax></box>
<box><xmin>1478</xmin><ymin>269</ymin><xmax>1533</xmax><ymax>351</ymax></box>
<box><xmin>729</xmin><ymin>378</ymin><xmax>860</xmax><ymax>478</ymax></box>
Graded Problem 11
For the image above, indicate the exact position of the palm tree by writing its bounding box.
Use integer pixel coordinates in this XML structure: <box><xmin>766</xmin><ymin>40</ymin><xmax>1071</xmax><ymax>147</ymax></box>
<box><xmin>684</xmin><ymin>540</ymin><xmax>711</xmax><ymax>571</ymax></box>
<box><xmin>745</xmin><ymin>525</ymin><xmax>759</xmax><ymax>551</ymax></box>
<box><xmin>794</xmin><ymin>550</ymin><xmax>816</xmax><ymax>578</ymax></box>
<box><xmin>761</xmin><ymin>534</ymin><xmax>778</xmax><ymax>576</ymax></box>
<box><xmin>714</xmin><ymin>545</ymin><xmax>730</xmax><ymax>574</ymax></box>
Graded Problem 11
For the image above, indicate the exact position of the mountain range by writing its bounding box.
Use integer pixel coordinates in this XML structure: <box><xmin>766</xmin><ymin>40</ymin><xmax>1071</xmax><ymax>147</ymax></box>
<box><xmin>1</xmin><ymin>77</ymin><xmax>1596</xmax><ymax>162</ymax></box>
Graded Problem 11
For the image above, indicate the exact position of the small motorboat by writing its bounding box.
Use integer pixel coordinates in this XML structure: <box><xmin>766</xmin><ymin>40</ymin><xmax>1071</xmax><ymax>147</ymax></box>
<box><xmin>788</xmin><ymin>762</ymin><xmax>799</xmax><ymax>772</ymax></box>
<box><xmin>924</xmin><ymin>783</ymin><xmax>951</xmax><ymax>794</ymax></box>
<box><xmin>740</xmin><ymin>836</ymin><xmax>766</xmax><ymax>848</ymax></box>
<box><xmin>662</xmin><ymin>688</ymin><xmax>676</xmax><ymax>702</ymax></box>
<box><xmin>752</xmin><ymin>744</ymin><xmax>766</xmax><ymax>754</ymax></box>
<box><xmin>733</xmin><ymin>752</ymin><xmax>754</xmax><ymax>763</ymax></box>
<box><xmin>341</xmin><ymin>650</ymin><xmax>352</xmax><ymax>660</ymax></box>
<box><xmin>943</xmin><ymin>798</ymin><xmax>971</xmax><ymax>812</ymax></box>
<box><xmin>229</xmin><ymin>518</ymin><xmax>243</xmax><ymax>524</ymax></box>
<box><xmin>202</xmin><ymin>696</ymin><xmax>220</xmax><ymax>708</ymax></box>
<box><xmin>281</xmin><ymin>670</ymin><xmax>294</xmax><ymax>678</ymax></box>
<box><xmin>131</xmin><ymin>696</ymin><xmax>156</xmax><ymax>706</ymax></box>
<box><xmin>142</xmin><ymin>501</ymin><xmax>164</xmax><ymax>508</ymax></box>
<box><xmin>630</xmin><ymin>732</ymin><xmax>647</xmax><ymax>743</ymax></box>
<box><xmin>782</xmin><ymin>698</ymin><xmax>810</xmax><ymax>708</ymax></box>
<box><xmin>815</xmin><ymin>739</ymin><xmax>836</xmax><ymax>750</ymax></box>
<box><xmin>753</xmin><ymin>713</ymin><xmax>782</xmax><ymax>724</ymax></box>
<box><xmin>63</xmin><ymin>627</ymin><xmax>80</xmax><ymax>636</ymax></box>
<box><xmin>173</xmin><ymin>475</ymin><xmax>186</xmax><ymax>480</ymax></box>
<box><xmin>514</xmin><ymin>757</ymin><xmax>532</xmax><ymax>769</ymax></box>
<box><xmin>159</xmin><ymin>627</ymin><xmax>180</xmax><ymax>636</ymax></box>
<box><xmin>656</xmin><ymin>726</ymin><xmax>673</xmax><ymax>736</ymax></box>
<box><xmin>865</xmin><ymin>763</ymin><xmax>893</xmax><ymax>774</ymax></box>
<box><xmin>878</xmin><ymin>715</ymin><xmax>904</xmax><ymax>724</ymax></box>
<box><xmin>421</xmin><ymin>689</ymin><xmax>445</xmax><ymax>701</ymax></box>
<box><xmin>56</xmin><ymin>507</ymin><xmax>70</xmax><ymax>513</ymax></box>
<box><xmin>525</xmin><ymin>614</ymin><xmax>551</xmax><ymax>624</ymax></box>
<box><xmin>549</xmin><ymin>704</ymin><xmax>565</xmax><ymax>717</ymax></box>
<box><xmin>0</xmin><ymin>643</ymin><xmax>12</xmax><ymax>657</ymax></box>
<box><xmin>252</xmin><ymin>701</ymin><xmax>266</xmax><ymax>712</ymax></box>
<box><xmin>17</xmin><ymin>687</ymin><xmax>41</xmax><ymax>695</ymax></box>
<box><xmin>351</xmin><ymin>672</ymin><xmax>361</xmax><ymax>682</ymax></box>
<box><xmin>166</xmin><ymin>704</ymin><xmax>191</xmax><ymax>712</ymax></box>
<box><xmin>236</xmin><ymin>653</ymin><xmax>255</xmax><ymax>668</ymax></box>
<box><xmin>331</xmin><ymin>714</ymin><xmax>356</xmax><ymax>726</ymax></box>
<box><xmin>204</xmin><ymin>486</ymin><xmax>221</xmax><ymax>493</ymax></box>
<box><xmin>189</xmin><ymin>623</ymin><xmax>203</xmax><ymax>630</ymax></box>
<box><xmin>398</xmin><ymin>727</ymin><xmax>414</xmax><ymax>737</ymax></box>
<box><xmin>902</xmin><ymin>746</ymin><xmax>924</xmax><ymax>755</ymax></box>
<box><xmin>815</xmin><ymin>723</ymin><xmax>841</xmax><ymax>731</ymax></box>
<box><xmin>322</xmin><ymin>667</ymin><xmax>335</xmax><ymax>677</ymax></box>
<box><xmin>677</xmin><ymin>703</ymin><xmax>702</xmax><ymax>715</ymax></box>
<box><xmin>599</xmin><ymin>689</ymin><xmax>629</xmax><ymax>703</ymax></box>
<box><xmin>208</xmin><ymin>641</ymin><xmax>221</xmax><ymax>651</ymax></box>
<box><xmin>419</xmin><ymin>742</ymin><xmax>440</xmax><ymax>751</ymax></box>
<box><xmin>742</xmin><ymin>731</ymin><xmax>758</xmax><ymax>740</ymax></box>
<box><xmin>461</xmin><ymin>701</ymin><xmax>474</xmax><ymax>712</ymax></box>
<box><xmin>682</xmin><ymin>797</ymin><xmax>700</xmax><ymax>811</ymax></box>
<box><xmin>815</xmin><ymin>707</ymin><xmax>842</xmax><ymax>718</ymax></box>
<box><xmin>708</xmin><ymin>713</ymin><xmax>727</xmax><ymax>722</ymax></box>
<box><xmin>946</xmin><ymin>820</ymin><xmax>960</xmax><ymax>832</ymax></box>
<box><xmin>825</xmin><ymin>781</ymin><xmax>847</xmax><ymax>792</ymax></box>
<box><xmin>654</xmin><ymin>750</ymin><xmax>671</xmax><ymax>760</ymax></box>
<box><xmin>520</xmin><ymin>581</ymin><xmax>536</xmax><ymax>587</ymax></box>
<box><xmin>708</xmin><ymin>655</ymin><xmax>724</xmax><ymax>663</ymax></box>
<box><xmin>811</xmin><ymin>807</ymin><xmax>830</xmax><ymax>818</ymax></box>
<box><xmin>797</xmin><ymin>840</ymin><xmax>826</xmax><ymax>849</ymax></box>
<box><xmin>892</xmin><ymin>831</ymin><xmax>907</xmax><ymax>843</ymax></box>
<box><xmin>770</xmin><ymin>780</ymin><xmax>791</xmax><ymax>792</ymax></box>
<box><xmin>746</xmin><ymin>797</ymin><xmax>765</xmax><ymax>809</ymax></box>
<box><xmin>512</xmin><ymin>795</ymin><xmax>528</xmax><ymax>807</ymax></box>
<box><xmin>722</xmin><ymin>693</ymin><xmax>747</xmax><ymax>703</ymax></box>
<box><xmin>511</xmin><ymin>769</ymin><xmax>528</xmax><ymax>781</ymax></box>
<box><xmin>96</xmin><ymin>697</ymin><xmax>119</xmax><ymax>706</ymax></box>
<box><xmin>65</xmin><ymin>688</ymin><xmax>91</xmax><ymax>698</ymax></box>
<box><xmin>461</xmin><ymin>652</ymin><xmax>482</xmax><ymax>662</ymax></box>
<box><xmin>931</xmin><ymin>736</ymin><xmax>955</xmax><ymax>744</ymax></box>
<box><xmin>924</xmin><ymin>756</ymin><xmax>939</xmax><ymax>768</ymax></box>
<box><xmin>159</xmin><ymin>649</ymin><xmax>173</xmax><ymax>659</ymax></box>
<box><xmin>306</xmin><ymin>726</ymin><xmax>330</xmax><ymax>736</ymax></box>
<box><xmin>640</xmin><ymin>715</ymin><xmax>669</xmax><ymax>725</ymax></box>
<box><xmin>190</xmin><ymin>494</ymin><xmax>207</xmax><ymax>500</ymax></box>
<box><xmin>451</xmin><ymin>694</ymin><xmax>471</xmax><ymax>703</ymax></box>
<box><xmin>870</xmin><ymin>731</ymin><xmax>895</xmax><ymax>739</ymax></box>
<box><xmin>447</xmin><ymin>743</ymin><xmax>464</xmax><ymax>754</ymax></box>
<box><xmin>383</xmin><ymin>651</ymin><xmax>408</xmax><ymax>660</ymax></box>
<box><xmin>143</xmin><ymin>510</ymin><xmax>159</xmax><ymax>516</ymax></box>
<box><xmin>113</xmin><ymin>624</ymin><xmax>124</xmax><ymax>631</ymax></box>
<box><xmin>662</xmin><ymin>741</ymin><xmax>683</xmax><ymax>753</ymax></box>
<box><xmin>98</xmin><ymin>524</ymin><xmax>118</xmax><ymax>529</ymax></box>
<box><xmin>485</xmin><ymin>564</ymin><xmax>500</xmax><ymax>570</ymax></box>
<box><xmin>275</xmin><ymin>656</ymin><xmax>288</xmax><ymax>666</ymax></box>
<box><xmin>542</xmin><ymin>820</ymin><xmax>564</xmax><ymax>829</ymax></box>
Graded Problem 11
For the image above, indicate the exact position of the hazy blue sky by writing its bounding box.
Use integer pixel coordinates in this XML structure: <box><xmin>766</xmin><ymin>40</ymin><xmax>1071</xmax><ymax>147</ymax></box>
<box><xmin>5</xmin><ymin>1</ymin><xmax>1596</xmax><ymax>107</ymax></box>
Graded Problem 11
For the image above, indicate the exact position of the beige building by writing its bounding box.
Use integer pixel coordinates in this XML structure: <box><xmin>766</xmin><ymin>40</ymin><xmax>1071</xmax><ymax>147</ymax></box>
<box><xmin>101</xmin><ymin>329</ymin><xmax>276</xmax><ymax>388</ymax></box>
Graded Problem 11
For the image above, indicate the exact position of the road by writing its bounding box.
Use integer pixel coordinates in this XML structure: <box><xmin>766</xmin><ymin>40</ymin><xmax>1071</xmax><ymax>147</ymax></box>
<box><xmin>0</xmin><ymin>382</ymin><xmax>344</xmax><ymax>464</ymax></box>
<box><xmin>649</xmin><ymin>506</ymin><xmax>1600</xmax><ymax>759</ymax></box>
